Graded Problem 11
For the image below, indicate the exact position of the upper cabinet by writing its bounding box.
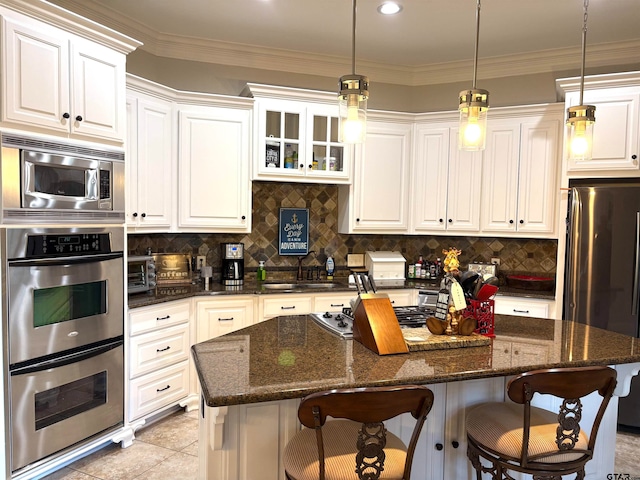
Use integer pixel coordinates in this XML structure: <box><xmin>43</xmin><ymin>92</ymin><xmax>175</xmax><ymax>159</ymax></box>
<box><xmin>337</xmin><ymin>114</ymin><xmax>412</xmax><ymax>233</ymax></box>
<box><xmin>245</xmin><ymin>83</ymin><xmax>352</xmax><ymax>184</ymax></box>
<box><xmin>0</xmin><ymin>5</ymin><xmax>140</xmax><ymax>145</ymax></box>
<box><xmin>177</xmin><ymin>104</ymin><xmax>252</xmax><ymax>232</ymax></box>
<box><xmin>126</xmin><ymin>75</ymin><xmax>253</xmax><ymax>233</ymax></box>
<box><xmin>126</xmin><ymin>90</ymin><xmax>175</xmax><ymax>230</ymax></box>
<box><xmin>480</xmin><ymin>106</ymin><xmax>562</xmax><ymax>236</ymax></box>
<box><xmin>410</xmin><ymin>117</ymin><xmax>483</xmax><ymax>234</ymax></box>
<box><xmin>557</xmin><ymin>72</ymin><xmax>640</xmax><ymax>174</ymax></box>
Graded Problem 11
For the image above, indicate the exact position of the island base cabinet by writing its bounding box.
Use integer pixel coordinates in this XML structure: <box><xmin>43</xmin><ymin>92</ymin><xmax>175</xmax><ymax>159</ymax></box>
<box><xmin>199</xmin><ymin>398</ymin><xmax>299</xmax><ymax>480</ymax></box>
<box><xmin>386</xmin><ymin>377</ymin><xmax>506</xmax><ymax>478</ymax></box>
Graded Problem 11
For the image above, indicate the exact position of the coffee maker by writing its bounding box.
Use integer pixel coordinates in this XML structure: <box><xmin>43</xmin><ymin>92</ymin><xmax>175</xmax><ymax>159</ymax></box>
<box><xmin>221</xmin><ymin>242</ymin><xmax>244</xmax><ymax>285</ymax></box>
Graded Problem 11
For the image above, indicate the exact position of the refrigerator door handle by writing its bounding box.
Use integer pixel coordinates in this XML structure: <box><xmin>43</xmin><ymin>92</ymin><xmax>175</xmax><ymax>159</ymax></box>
<box><xmin>633</xmin><ymin>211</ymin><xmax>640</xmax><ymax>316</ymax></box>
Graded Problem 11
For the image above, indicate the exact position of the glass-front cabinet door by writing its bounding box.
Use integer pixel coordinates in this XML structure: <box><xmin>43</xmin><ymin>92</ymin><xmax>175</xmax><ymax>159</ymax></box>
<box><xmin>306</xmin><ymin>104</ymin><xmax>350</xmax><ymax>180</ymax></box>
<box><xmin>255</xmin><ymin>99</ymin><xmax>351</xmax><ymax>183</ymax></box>
<box><xmin>257</xmin><ymin>100</ymin><xmax>306</xmax><ymax>178</ymax></box>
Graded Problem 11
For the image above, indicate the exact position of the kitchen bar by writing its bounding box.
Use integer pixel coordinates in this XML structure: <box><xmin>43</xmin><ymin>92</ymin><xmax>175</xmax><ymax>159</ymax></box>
<box><xmin>192</xmin><ymin>314</ymin><xmax>640</xmax><ymax>480</ymax></box>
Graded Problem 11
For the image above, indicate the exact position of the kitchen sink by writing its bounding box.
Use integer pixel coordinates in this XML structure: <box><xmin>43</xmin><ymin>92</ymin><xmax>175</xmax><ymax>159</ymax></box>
<box><xmin>260</xmin><ymin>282</ymin><xmax>345</xmax><ymax>290</ymax></box>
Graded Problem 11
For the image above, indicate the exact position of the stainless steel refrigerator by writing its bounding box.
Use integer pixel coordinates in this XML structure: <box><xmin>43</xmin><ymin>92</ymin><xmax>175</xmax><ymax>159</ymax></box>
<box><xmin>564</xmin><ymin>180</ymin><xmax>640</xmax><ymax>428</ymax></box>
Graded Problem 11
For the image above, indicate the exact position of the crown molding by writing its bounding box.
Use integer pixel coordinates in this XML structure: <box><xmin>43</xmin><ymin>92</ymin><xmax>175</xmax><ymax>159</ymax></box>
<box><xmin>46</xmin><ymin>0</ymin><xmax>640</xmax><ymax>87</ymax></box>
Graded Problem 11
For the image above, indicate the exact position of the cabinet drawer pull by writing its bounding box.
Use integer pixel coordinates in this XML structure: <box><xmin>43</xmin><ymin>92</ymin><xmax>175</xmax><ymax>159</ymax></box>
<box><xmin>156</xmin><ymin>346</ymin><xmax>171</xmax><ymax>352</ymax></box>
<box><xmin>330</xmin><ymin>303</ymin><xmax>345</xmax><ymax>307</ymax></box>
<box><xmin>156</xmin><ymin>385</ymin><xmax>171</xmax><ymax>392</ymax></box>
<box><xmin>218</xmin><ymin>317</ymin><xmax>234</xmax><ymax>321</ymax></box>
<box><xmin>157</xmin><ymin>315</ymin><xmax>171</xmax><ymax>321</ymax></box>
<box><xmin>281</xmin><ymin>306</ymin><xmax>296</xmax><ymax>310</ymax></box>
<box><xmin>513</xmin><ymin>309</ymin><xmax>529</xmax><ymax>314</ymax></box>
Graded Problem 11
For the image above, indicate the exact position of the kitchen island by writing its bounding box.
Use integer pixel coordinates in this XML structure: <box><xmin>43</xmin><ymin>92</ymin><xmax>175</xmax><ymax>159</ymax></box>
<box><xmin>192</xmin><ymin>314</ymin><xmax>640</xmax><ymax>480</ymax></box>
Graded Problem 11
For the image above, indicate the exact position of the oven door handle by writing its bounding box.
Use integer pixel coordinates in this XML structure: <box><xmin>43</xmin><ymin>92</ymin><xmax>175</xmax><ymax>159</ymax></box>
<box><xmin>10</xmin><ymin>338</ymin><xmax>123</xmax><ymax>375</ymax></box>
<box><xmin>8</xmin><ymin>252</ymin><xmax>123</xmax><ymax>267</ymax></box>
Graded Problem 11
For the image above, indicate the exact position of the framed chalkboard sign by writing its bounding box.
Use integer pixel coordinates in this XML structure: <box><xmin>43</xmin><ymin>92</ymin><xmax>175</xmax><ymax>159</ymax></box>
<box><xmin>279</xmin><ymin>208</ymin><xmax>309</xmax><ymax>256</ymax></box>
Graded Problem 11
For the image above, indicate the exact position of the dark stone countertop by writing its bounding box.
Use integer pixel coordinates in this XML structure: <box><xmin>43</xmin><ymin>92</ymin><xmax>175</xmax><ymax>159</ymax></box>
<box><xmin>128</xmin><ymin>278</ymin><xmax>555</xmax><ymax>309</ymax></box>
<box><xmin>191</xmin><ymin>314</ymin><xmax>640</xmax><ymax>407</ymax></box>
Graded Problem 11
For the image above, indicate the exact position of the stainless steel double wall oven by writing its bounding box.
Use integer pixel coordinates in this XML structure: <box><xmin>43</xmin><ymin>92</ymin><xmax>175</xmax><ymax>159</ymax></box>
<box><xmin>0</xmin><ymin>133</ymin><xmax>127</xmax><ymax>475</ymax></box>
<box><xmin>5</xmin><ymin>226</ymin><xmax>125</xmax><ymax>472</ymax></box>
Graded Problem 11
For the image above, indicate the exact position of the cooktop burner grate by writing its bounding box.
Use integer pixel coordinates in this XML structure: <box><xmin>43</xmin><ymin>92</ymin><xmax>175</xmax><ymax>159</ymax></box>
<box><xmin>310</xmin><ymin>305</ymin><xmax>436</xmax><ymax>339</ymax></box>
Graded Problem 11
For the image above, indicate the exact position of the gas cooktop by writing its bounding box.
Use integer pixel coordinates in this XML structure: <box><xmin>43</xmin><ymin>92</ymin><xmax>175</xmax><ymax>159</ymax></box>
<box><xmin>310</xmin><ymin>305</ymin><xmax>436</xmax><ymax>339</ymax></box>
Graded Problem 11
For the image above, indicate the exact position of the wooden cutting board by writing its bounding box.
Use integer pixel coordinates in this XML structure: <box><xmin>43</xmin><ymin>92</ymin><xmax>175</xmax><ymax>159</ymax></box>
<box><xmin>402</xmin><ymin>328</ymin><xmax>490</xmax><ymax>351</ymax></box>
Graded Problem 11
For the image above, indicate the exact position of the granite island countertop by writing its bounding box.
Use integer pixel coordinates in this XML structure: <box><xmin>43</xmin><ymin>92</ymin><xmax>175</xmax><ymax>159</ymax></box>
<box><xmin>129</xmin><ymin>278</ymin><xmax>554</xmax><ymax>309</ymax></box>
<box><xmin>191</xmin><ymin>314</ymin><xmax>640</xmax><ymax>407</ymax></box>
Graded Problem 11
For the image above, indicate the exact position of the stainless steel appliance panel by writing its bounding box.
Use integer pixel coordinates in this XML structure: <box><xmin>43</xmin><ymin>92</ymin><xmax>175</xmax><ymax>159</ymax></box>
<box><xmin>10</xmin><ymin>340</ymin><xmax>124</xmax><ymax>471</ymax></box>
<box><xmin>1</xmin><ymin>133</ymin><xmax>125</xmax><ymax>223</ymax></box>
<box><xmin>6</xmin><ymin>227</ymin><xmax>124</xmax><ymax>365</ymax></box>
<box><xmin>564</xmin><ymin>181</ymin><xmax>640</xmax><ymax>428</ymax></box>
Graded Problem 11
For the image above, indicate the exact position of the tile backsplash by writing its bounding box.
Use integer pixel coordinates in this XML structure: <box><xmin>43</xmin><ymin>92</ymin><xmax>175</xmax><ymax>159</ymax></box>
<box><xmin>128</xmin><ymin>182</ymin><xmax>557</xmax><ymax>281</ymax></box>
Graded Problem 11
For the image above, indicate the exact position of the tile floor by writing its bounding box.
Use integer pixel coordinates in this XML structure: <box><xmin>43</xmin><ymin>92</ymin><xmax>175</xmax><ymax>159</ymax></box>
<box><xmin>41</xmin><ymin>409</ymin><xmax>199</xmax><ymax>480</ymax></box>
<box><xmin>40</xmin><ymin>408</ymin><xmax>640</xmax><ymax>480</ymax></box>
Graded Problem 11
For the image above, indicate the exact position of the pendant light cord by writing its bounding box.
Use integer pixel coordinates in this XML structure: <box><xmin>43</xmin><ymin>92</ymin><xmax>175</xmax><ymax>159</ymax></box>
<box><xmin>472</xmin><ymin>0</ymin><xmax>481</xmax><ymax>89</ymax></box>
<box><xmin>351</xmin><ymin>0</ymin><xmax>357</xmax><ymax>74</ymax></box>
<box><xmin>579</xmin><ymin>0</ymin><xmax>589</xmax><ymax>106</ymax></box>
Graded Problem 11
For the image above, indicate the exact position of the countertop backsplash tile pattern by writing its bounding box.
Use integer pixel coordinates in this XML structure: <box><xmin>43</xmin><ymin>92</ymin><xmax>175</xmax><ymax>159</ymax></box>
<box><xmin>127</xmin><ymin>182</ymin><xmax>557</xmax><ymax>282</ymax></box>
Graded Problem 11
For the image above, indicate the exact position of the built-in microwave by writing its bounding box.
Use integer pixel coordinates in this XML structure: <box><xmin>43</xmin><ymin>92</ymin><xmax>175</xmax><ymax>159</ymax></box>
<box><xmin>0</xmin><ymin>133</ymin><xmax>125</xmax><ymax>223</ymax></box>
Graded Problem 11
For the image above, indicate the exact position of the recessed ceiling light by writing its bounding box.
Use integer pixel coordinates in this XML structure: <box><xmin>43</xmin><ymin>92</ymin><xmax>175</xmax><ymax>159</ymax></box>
<box><xmin>377</xmin><ymin>2</ymin><xmax>402</xmax><ymax>15</ymax></box>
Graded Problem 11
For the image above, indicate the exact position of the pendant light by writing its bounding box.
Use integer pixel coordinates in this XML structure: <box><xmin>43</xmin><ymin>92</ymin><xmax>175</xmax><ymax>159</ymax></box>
<box><xmin>567</xmin><ymin>0</ymin><xmax>596</xmax><ymax>161</ymax></box>
<box><xmin>339</xmin><ymin>0</ymin><xmax>369</xmax><ymax>144</ymax></box>
<box><xmin>458</xmin><ymin>0</ymin><xmax>489</xmax><ymax>151</ymax></box>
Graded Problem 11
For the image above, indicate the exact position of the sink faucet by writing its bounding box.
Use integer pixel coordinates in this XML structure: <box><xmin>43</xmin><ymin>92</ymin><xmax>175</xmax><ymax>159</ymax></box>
<box><xmin>297</xmin><ymin>251</ymin><xmax>316</xmax><ymax>281</ymax></box>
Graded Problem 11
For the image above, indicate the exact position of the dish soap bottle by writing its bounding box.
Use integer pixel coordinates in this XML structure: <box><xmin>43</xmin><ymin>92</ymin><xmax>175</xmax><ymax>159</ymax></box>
<box><xmin>257</xmin><ymin>261</ymin><xmax>266</xmax><ymax>281</ymax></box>
<box><xmin>326</xmin><ymin>255</ymin><xmax>335</xmax><ymax>280</ymax></box>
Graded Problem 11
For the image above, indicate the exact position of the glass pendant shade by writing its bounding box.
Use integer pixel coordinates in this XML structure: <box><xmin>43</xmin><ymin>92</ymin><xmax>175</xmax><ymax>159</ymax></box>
<box><xmin>458</xmin><ymin>89</ymin><xmax>489</xmax><ymax>151</ymax></box>
<box><xmin>567</xmin><ymin>104</ymin><xmax>596</xmax><ymax>161</ymax></box>
<box><xmin>339</xmin><ymin>74</ymin><xmax>369</xmax><ymax>144</ymax></box>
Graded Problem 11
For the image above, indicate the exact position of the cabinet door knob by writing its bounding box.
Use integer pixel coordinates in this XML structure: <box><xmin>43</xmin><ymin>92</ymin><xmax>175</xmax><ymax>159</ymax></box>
<box><xmin>356</xmin><ymin>218</ymin><xmax>360</xmax><ymax>222</ymax></box>
<box><xmin>439</xmin><ymin>218</ymin><xmax>444</xmax><ymax>223</ymax></box>
<box><xmin>448</xmin><ymin>219</ymin><xmax>453</xmax><ymax>223</ymax></box>
<box><xmin>299</xmin><ymin>163</ymin><xmax>303</xmax><ymax>169</ymax></box>
<box><xmin>241</xmin><ymin>215</ymin><xmax>246</xmax><ymax>220</ymax></box>
<box><xmin>632</xmin><ymin>154</ymin><xmax>638</xmax><ymax>160</ymax></box>
<box><xmin>435</xmin><ymin>443</ymin><xmax>443</xmax><ymax>451</ymax></box>
<box><xmin>132</xmin><ymin>212</ymin><xmax>138</xmax><ymax>217</ymax></box>
<box><xmin>509</xmin><ymin>219</ymin><xmax>514</xmax><ymax>224</ymax></box>
<box><xmin>141</xmin><ymin>213</ymin><xmax>146</xmax><ymax>218</ymax></box>
<box><xmin>62</xmin><ymin>112</ymin><xmax>70</xmax><ymax>119</ymax></box>
<box><xmin>519</xmin><ymin>219</ymin><xmax>524</xmax><ymax>224</ymax></box>
<box><xmin>75</xmin><ymin>115</ymin><xmax>83</xmax><ymax>122</ymax></box>
<box><xmin>308</xmin><ymin>164</ymin><xmax>312</xmax><ymax>169</ymax></box>
<box><xmin>452</xmin><ymin>441</ymin><xmax>460</xmax><ymax>449</ymax></box>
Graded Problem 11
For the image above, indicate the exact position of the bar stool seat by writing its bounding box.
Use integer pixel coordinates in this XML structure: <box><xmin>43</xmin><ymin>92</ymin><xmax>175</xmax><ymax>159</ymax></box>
<box><xmin>465</xmin><ymin>366</ymin><xmax>617</xmax><ymax>479</ymax></box>
<box><xmin>283</xmin><ymin>385</ymin><xmax>434</xmax><ymax>480</ymax></box>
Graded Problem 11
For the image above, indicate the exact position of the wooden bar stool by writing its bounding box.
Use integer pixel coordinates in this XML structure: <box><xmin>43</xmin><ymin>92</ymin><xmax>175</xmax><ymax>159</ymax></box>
<box><xmin>466</xmin><ymin>366</ymin><xmax>617</xmax><ymax>479</ymax></box>
<box><xmin>283</xmin><ymin>385</ymin><xmax>434</xmax><ymax>480</ymax></box>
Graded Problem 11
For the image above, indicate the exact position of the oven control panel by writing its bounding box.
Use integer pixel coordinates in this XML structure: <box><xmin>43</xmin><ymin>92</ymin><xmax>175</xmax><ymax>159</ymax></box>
<box><xmin>26</xmin><ymin>233</ymin><xmax>112</xmax><ymax>257</ymax></box>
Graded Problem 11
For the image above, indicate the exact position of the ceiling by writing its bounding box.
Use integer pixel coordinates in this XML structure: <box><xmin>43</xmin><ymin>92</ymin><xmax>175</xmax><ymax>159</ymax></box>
<box><xmin>49</xmin><ymin>0</ymin><xmax>640</xmax><ymax>86</ymax></box>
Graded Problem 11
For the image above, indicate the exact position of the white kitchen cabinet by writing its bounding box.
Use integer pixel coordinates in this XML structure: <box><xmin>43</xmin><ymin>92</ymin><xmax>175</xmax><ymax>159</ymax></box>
<box><xmin>246</xmin><ymin>83</ymin><xmax>352</xmax><ymax>184</ymax></box>
<box><xmin>127</xmin><ymin>299</ymin><xmax>197</xmax><ymax>422</ymax></box>
<box><xmin>338</xmin><ymin>115</ymin><xmax>413</xmax><ymax>233</ymax></box>
<box><xmin>557</xmin><ymin>72</ymin><xmax>640</xmax><ymax>174</ymax></box>
<box><xmin>494</xmin><ymin>295</ymin><xmax>555</xmax><ymax>319</ymax></box>
<box><xmin>259</xmin><ymin>294</ymin><xmax>314</xmax><ymax>320</ymax></box>
<box><xmin>1</xmin><ymin>10</ymin><xmax>132</xmax><ymax>144</ymax></box>
<box><xmin>379</xmin><ymin>288</ymin><xmax>416</xmax><ymax>307</ymax></box>
<box><xmin>410</xmin><ymin>119</ymin><xmax>482</xmax><ymax>234</ymax></box>
<box><xmin>195</xmin><ymin>296</ymin><xmax>255</xmax><ymax>342</ymax></box>
<box><xmin>178</xmin><ymin>104</ymin><xmax>252</xmax><ymax>232</ymax></box>
<box><xmin>313</xmin><ymin>292</ymin><xmax>356</xmax><ymax>313</ymax></box>
<box><xmin>126</xmin><ymin>91</ymin><xmax>175</xmax><ymax>230</ymax></box>
<box><xmin>481</xmin><ymin>107</ymin><xmax>561</xmax><ymax>237</ymax></box>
